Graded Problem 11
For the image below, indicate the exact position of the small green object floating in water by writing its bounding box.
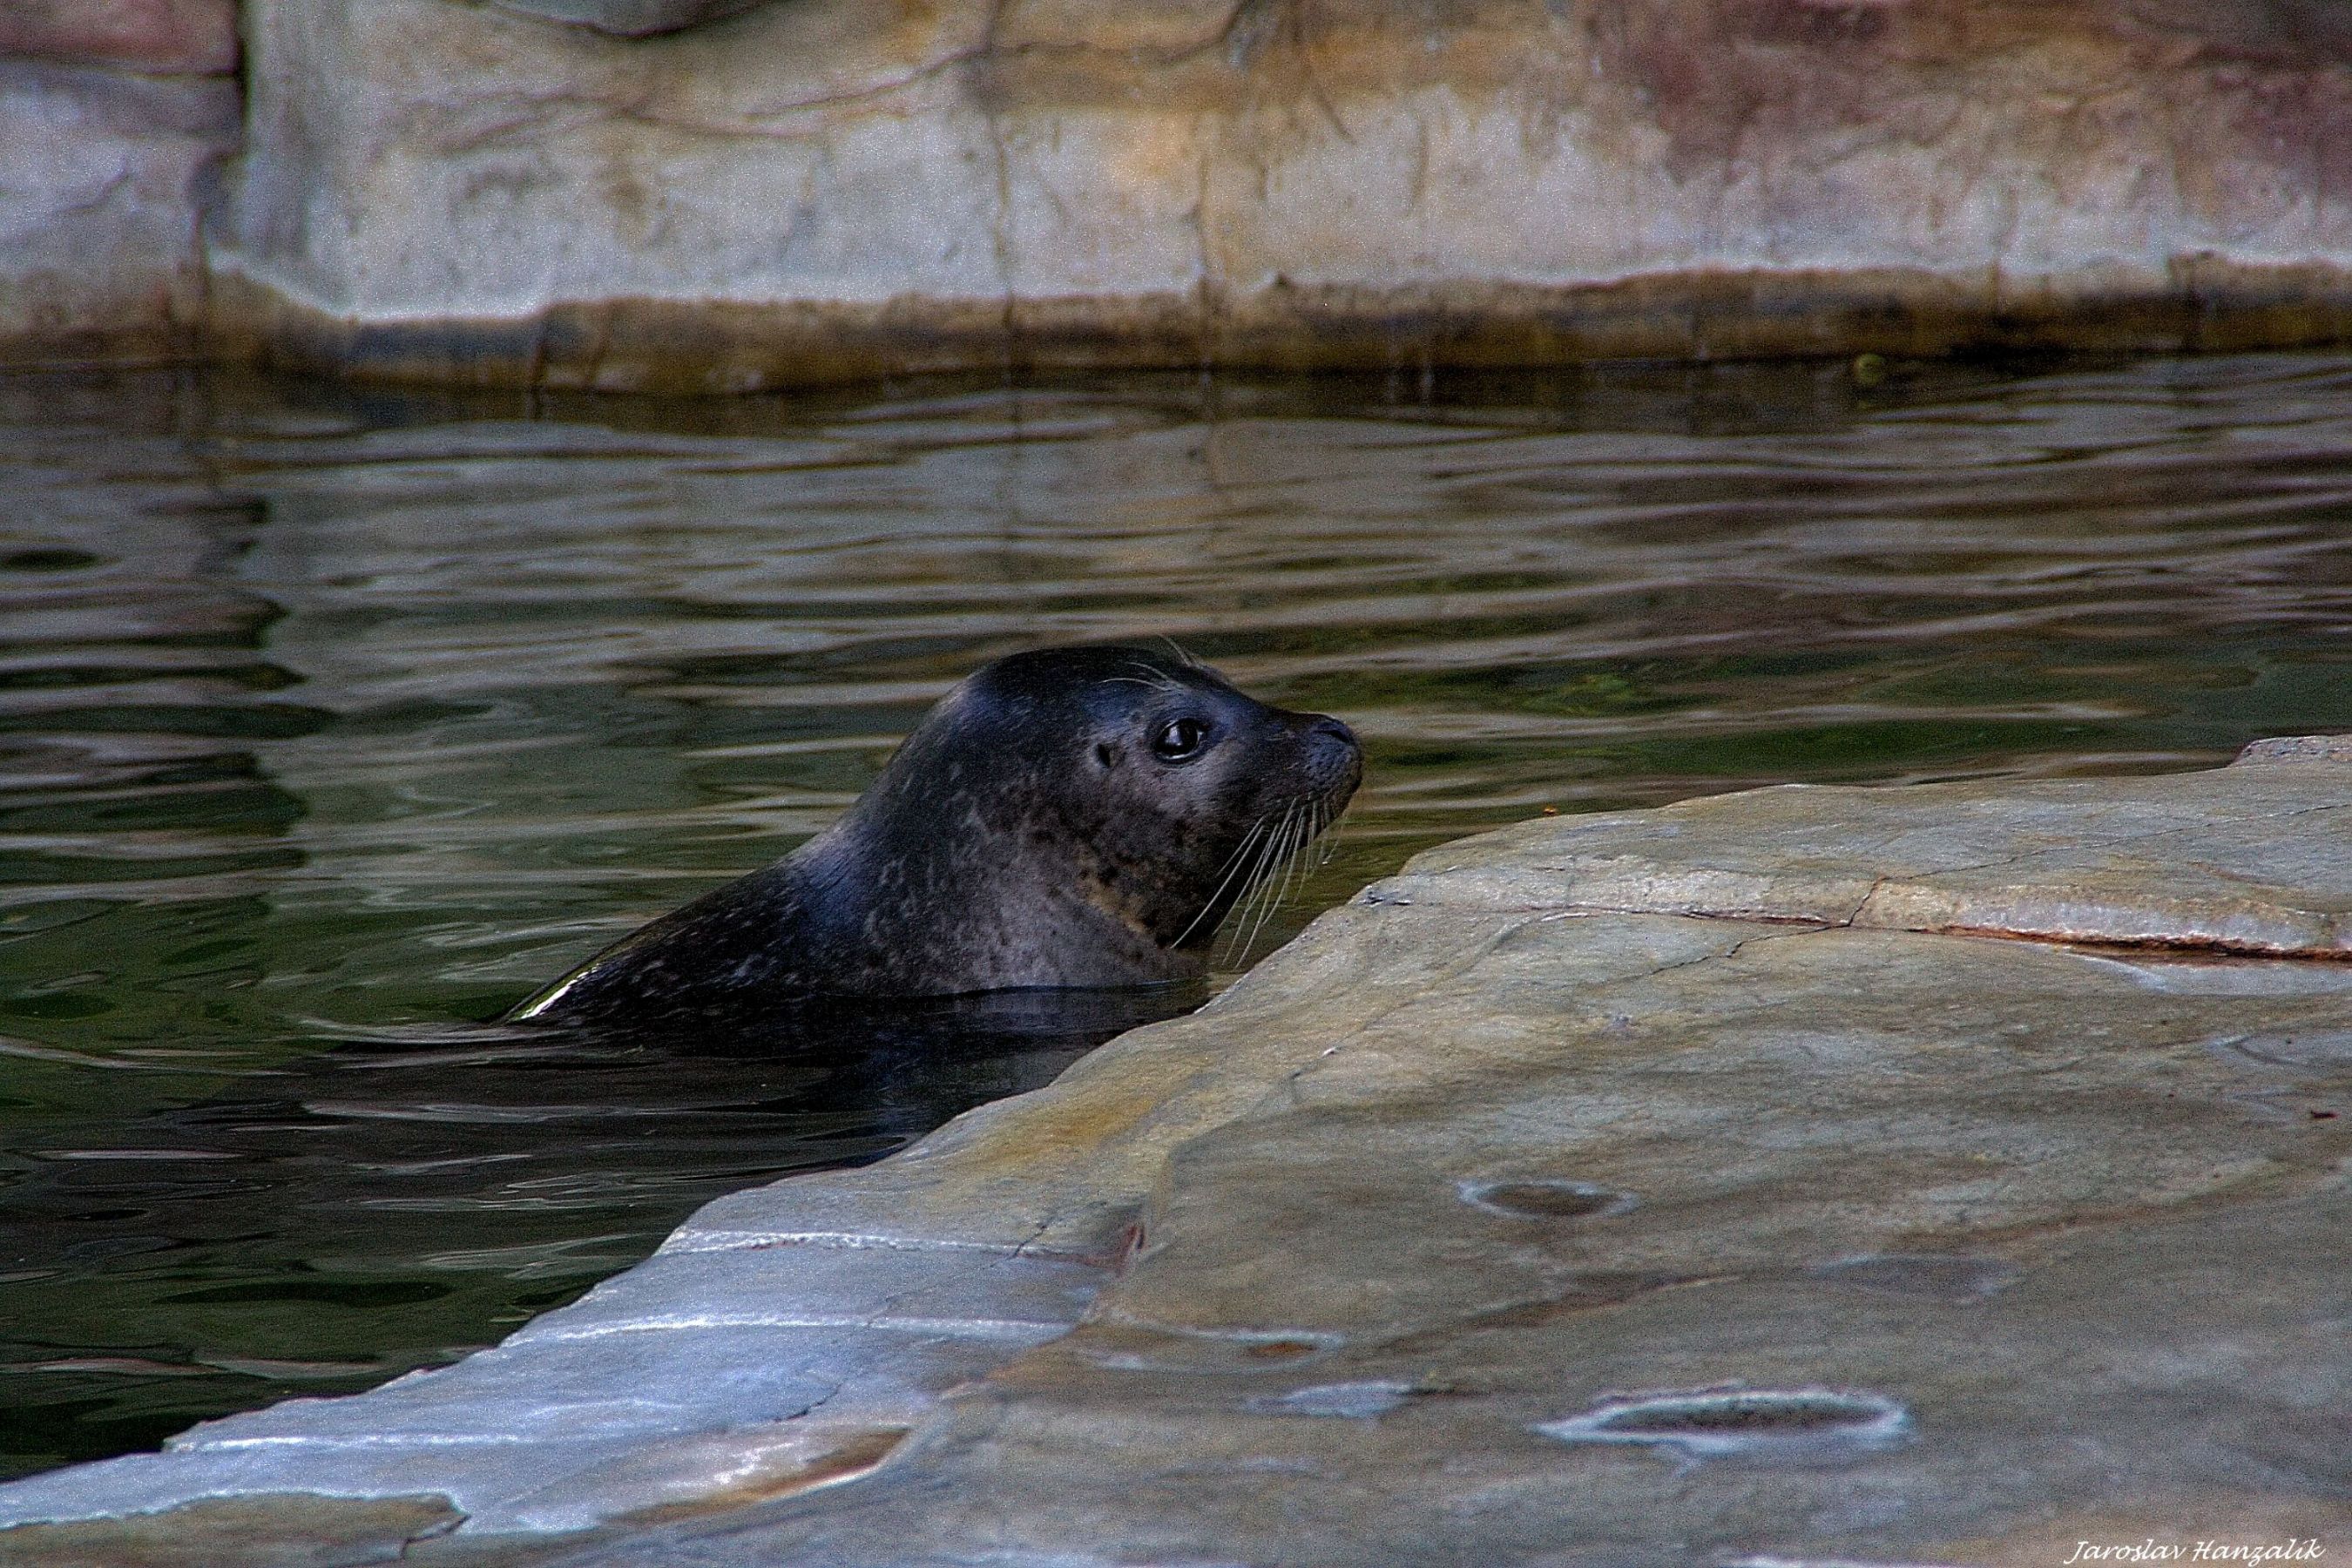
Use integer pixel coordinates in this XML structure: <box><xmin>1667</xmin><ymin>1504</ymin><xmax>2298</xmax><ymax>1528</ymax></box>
<box><xmin>1851</xmin><ymin>352</ymin><xmax>1889</xmax><ymax>388</ymax></box>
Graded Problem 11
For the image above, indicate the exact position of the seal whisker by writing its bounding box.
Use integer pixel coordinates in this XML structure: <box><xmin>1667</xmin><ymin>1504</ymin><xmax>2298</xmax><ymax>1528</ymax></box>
<box><xmin>1155</xmin><ymin>635</ymin><xmax>1205</xmax><ymax>671</ymax></box>
<box><xmin>1121</xmin><ymin>660</ymin><xmax>1189</xmax><ymax>697</ymax></box>
<box><xmin>1249</xmin><ymin>793</ymin><xmax>1342</xmax><ymax>956</ymax></box>
<box><xmin>1217</xmin><ymin>813</ymin><xmax>1280</xmax><ymax>967</ymax></box>
<box><xmin>1267</xmin><ymin>808</ymin><xmax>1315</xmax><ymax>943</ymax></box>
<box><xmin>1220</xmin><ymin>803</ymin><xmax>1295</xmax><ymax>967</ymax></box>
<box><xmin>1287</xmin><ymin>800</ymin><xmax>1325</xmax><ymax>898</ymax></box>
<box><xmin>1269</xmin><ymin>804</ymin><xmax>1314</xmax><ymax>919</ymax></box>
<box><xmin>1235</xmin><ymin>803</ymin><xmax>1306</xmax><ymax>963</ymax></box>
<box><xmin>1307</xmin><ymin>787</ymin><xmax>1354</xmax><ymax>869</ymax></box>
<box><xmin>1175</xmin><ymin>814</ymin><xmax>1276</xmax><ymax>948</ymax></box>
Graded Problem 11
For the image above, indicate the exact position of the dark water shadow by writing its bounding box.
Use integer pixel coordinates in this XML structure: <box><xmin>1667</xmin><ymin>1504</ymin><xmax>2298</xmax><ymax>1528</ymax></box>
<box><xmin>0</xmin><ymin>986</ymin><xmax>1198</xmax><ymax>1472</ymax></box>
<box><xmin>5</xmin><ymin>986</ymin><xmax>1201</xmax><ymax>1273</ymax></box>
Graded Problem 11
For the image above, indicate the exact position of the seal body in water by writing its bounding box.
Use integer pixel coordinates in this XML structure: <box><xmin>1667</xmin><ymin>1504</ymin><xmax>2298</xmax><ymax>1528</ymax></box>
<box><xmin>515</xmin><ymin>645</ymin><xmax>1362</xmax><ymax>1021</ymax></box>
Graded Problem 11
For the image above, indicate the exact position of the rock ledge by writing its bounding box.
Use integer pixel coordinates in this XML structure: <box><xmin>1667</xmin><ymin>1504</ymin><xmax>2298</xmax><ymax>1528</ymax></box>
<box><xmin>3</xmin><ymin>742</ymin><xmax>2349</xmax><ymax>1565</ymax></box>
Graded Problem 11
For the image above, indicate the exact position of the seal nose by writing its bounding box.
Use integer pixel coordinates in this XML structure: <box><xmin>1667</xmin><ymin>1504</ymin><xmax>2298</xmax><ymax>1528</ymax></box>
<box><xmin>1301</xmin><ymin>713</ymin><xmax>1363</xmax><ymax>797</ymax></box>
<box><xmin>1308</xmin><ymin>715</ymin><xmax>1358</xmax><ymax>751</ymax></box>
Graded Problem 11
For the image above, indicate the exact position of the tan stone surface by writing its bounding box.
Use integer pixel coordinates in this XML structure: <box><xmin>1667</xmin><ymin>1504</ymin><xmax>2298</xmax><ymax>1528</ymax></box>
<box><xmin>0</xmin><ymin>1493</ymin><xmax>461</xmax><ymax>1566</ymax></box>
<box><xmin>1378</xmin><ymin>761</ymin><xmax>2352</xmax><ymax>955</ymax></box>
<box><xmin>3</xmin><ymin>747</ymin><xmax>2349</xmax><ymax>1564</ymax></box>
<box><xmin>194</xmin><ymin>0</ymin><xmax>2352</xmax><ymax>389</ymax></box>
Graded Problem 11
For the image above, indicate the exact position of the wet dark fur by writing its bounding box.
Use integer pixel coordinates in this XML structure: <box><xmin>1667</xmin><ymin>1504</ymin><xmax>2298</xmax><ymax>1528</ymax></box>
<box><xmin>515</xmin><ymin>646</ymin><xmax>1362</xmax><ymax>1021</ymax></box>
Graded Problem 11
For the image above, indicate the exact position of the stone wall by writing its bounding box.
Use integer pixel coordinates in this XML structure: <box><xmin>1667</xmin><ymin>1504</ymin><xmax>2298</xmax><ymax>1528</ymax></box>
<box><xmin>10</xmin><ymin>0</ymin><xmax>2352</xmax><ymax>387</ymax></box>
<box><xmin>0</xmin><ymin>1</ymin><xmax>240</xmax><ymax>362</ymax></box>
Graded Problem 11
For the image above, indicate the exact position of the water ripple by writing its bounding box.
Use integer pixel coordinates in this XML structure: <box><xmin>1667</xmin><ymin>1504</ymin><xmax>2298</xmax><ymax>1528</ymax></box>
<box><xmin>0</xmin><ymin>354</ymin><xmax>2348</xmax><ymax>1475</ymax></box>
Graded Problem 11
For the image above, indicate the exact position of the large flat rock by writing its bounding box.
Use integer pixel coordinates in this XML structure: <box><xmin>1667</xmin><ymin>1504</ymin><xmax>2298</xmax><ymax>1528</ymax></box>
<box><xmin>3</xmin><ymin>743</ymin><xmax>2349</xmax><ymax>1564</ymax></box>
<box><xmin>1380</xmin><ymin>748</ymin><xmax>2352</xmax><ymax>954</ymax></box>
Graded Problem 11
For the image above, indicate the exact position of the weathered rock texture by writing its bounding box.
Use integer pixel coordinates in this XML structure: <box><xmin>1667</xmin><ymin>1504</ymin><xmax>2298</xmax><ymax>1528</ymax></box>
<box><xmin>12</xmin><ymin>0</ymin><xmax>2352</xmax><ymax>383</ymax></box>
<box><xmin>200</xmin><ymin>0</ymin><xmax>2352</xmax><ymax>389</ymax></box>
<box><xmin>479</xmin><ymin>0</ymin><xmax>770</xmax><ymax>38</ymax></box>
<box><xmin>0</xmin><ymin>0</ymin><xmax>237</xmax><ymax>73</ymax></box>
<box><xmin>0</xmin><ymin>0</ymin><xmax>239</xmax><ymax>363</ymax></box>
<box><xmin>2</xmin><ymin>742</ymin><xmax>2349</xmax><ymax>1565</ymax></box>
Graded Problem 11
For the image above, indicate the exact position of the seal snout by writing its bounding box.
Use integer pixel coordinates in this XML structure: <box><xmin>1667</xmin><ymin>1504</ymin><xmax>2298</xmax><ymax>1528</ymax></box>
<box><xmin>1297</xmin><ymin>712</ymin><xmax>1365</xmax><ymax>800</ymax></box>
<box><xmin>1308</xmin><ymin>714</ymin><xmax>1357</xmax><ymax>749</ymax></box>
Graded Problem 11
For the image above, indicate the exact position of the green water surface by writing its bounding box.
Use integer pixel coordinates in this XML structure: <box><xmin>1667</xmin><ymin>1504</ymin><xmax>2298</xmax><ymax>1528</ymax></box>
<box><xmin>0</xmin><ymin>353</ymin><xmax>2349</xmax><ymax>1477</ymax></box>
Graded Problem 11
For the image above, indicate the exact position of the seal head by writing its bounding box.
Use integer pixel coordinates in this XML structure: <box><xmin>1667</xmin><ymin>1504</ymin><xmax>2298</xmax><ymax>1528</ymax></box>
<box><xmin>516</xmin><ymin>645</ymin><xmax>1362</xmax><ymax>1019</ymax></box>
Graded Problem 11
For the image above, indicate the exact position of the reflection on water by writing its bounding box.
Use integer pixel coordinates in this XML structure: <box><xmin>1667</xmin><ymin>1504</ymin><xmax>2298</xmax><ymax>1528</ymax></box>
<box><xmin>1</xmin><ymin>354</ymin><xmax>2350</xmax><ymax>1477</ymax></box>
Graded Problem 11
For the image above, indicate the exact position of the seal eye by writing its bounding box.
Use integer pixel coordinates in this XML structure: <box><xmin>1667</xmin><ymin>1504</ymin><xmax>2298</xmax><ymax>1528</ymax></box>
<box><xmin>1151</xmin><ymin>717</ymin><xmax>1212</xmax><ymax>763</ymax></box>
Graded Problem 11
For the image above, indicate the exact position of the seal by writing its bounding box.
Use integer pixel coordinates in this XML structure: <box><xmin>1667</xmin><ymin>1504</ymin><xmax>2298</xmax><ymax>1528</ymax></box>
<box><xmin>514</xmin><ymin>645</ymin><xmax>1362</xmax><ymax>1021</ymax></box>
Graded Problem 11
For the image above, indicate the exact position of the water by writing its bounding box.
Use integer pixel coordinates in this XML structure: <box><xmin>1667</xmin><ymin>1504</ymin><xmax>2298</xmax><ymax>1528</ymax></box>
<box><xmin>0</xmin><ymin>352</ymin><xmax>2349</xmax><ymax>1479</ymax></box>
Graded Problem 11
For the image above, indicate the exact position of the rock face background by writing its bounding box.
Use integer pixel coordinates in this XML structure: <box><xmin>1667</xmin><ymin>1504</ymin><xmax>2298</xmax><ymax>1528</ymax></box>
<box><xmin>0</xmin><ymin>1</ymin><xmax>238</xmax><ymax>362</ymax></box>
<box><xmin>7</xmin><ymin>0</ymin><xmax>2352</xmax><ymax>386</ymax></box>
